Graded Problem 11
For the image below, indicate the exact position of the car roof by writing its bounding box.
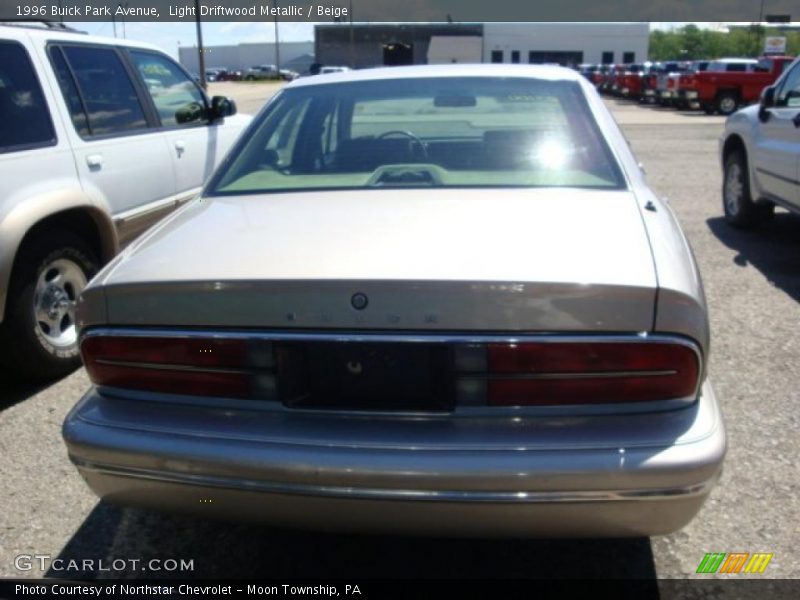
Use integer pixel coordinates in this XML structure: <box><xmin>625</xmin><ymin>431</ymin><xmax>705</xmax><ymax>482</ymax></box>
<box><xmin>287</xmin><ymin>63</ymin><xmax>583</xmax><ymax>88</ymax></box>
<box><xmin>713</xmin><ymin>58</ymin><xmax>758</xmax><ymax>63</ymax></box>
<box><xmin>0</xmin><ymin>22</ymin><xmax>161</xmax><ymax>52</ymax></box>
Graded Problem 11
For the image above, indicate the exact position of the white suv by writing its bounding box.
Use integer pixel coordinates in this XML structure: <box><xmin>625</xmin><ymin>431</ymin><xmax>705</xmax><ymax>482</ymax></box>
<box><xmin>720</xmin><ymin>56</ymin><xmax>800</xmax><ymax>228</ymax></box>
<box><xmin>0</xmin><ymin>24</ymin><xmax>251</xmax><ymax>379</ymax></box>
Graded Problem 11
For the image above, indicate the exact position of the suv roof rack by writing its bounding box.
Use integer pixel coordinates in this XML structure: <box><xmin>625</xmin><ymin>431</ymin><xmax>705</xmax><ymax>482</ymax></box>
<box><xmin>0</xmin><ymin>20</ymin><xmax>86</xmax><ymax>34</ymax></box>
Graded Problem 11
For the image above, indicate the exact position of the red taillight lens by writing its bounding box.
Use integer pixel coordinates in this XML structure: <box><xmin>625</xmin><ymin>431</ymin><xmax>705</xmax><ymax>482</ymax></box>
<box><xmin>82</xmin><ymin>334</ymin><xmax>701</xmax><ymax>408</ymax></box>
<box><xmin>85</xmin><ymin>361</ymin><xmax>251</xmax><ymax>397</ymax></box>
<box><xmin>81</xmin><ymin>335</ymin><xmax>274</xmax><ymax>399</ymax></box>
<box><xmin>82</xmin><ymin>336</ymin><xmax>249</xmax><ymax>368</ymax></box>
<box><xmin>484</xmin><ymin>342</ymin><xmax>699</xmax><ymax>406</ymax></box>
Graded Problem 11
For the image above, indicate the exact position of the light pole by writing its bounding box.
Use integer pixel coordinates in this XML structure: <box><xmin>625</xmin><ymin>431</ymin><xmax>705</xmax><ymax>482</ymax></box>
<box><xmin>117</xmin><ymin>3</ymin><xmax>128</xmax><ymax>39</ymax></box>
<box><xmin>195</xmin><ymin>0</ymin><xmax>207</xmax><ymax>90</ymax></box>
<box><xmin>349</xmin><ymin>0</ymin><xmax>354</xmax><ymax>68</ymax></box>
<box><xmin>755</xmin><ymin>0</ymin><xmax>766</xmax><ymax>56</ymax></box>
<box><xmin>274</xmin><ymin>1</ymin><xmax>281</xmax><ymax>76</ymax></box>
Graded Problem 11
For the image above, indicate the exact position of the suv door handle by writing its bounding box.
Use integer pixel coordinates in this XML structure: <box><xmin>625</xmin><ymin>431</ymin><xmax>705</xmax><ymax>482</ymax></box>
<box><xmin>86</xmin><ymin>154</ymin><xmax>104</xmax><ymax>168</ymax></box>
<box><xmin>793</xmin><ymin>113</ymin><xmax>800</xmax><ymax>128</ymax></box>
<box><xmin>174</xmin><ymin>140</ymin><xmax>186</xmax><ymax>155</ymax></box>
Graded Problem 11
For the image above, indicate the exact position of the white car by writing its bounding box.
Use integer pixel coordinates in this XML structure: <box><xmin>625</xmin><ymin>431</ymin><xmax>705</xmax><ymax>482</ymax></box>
<box><xmin>720</xmin><ymin>56</ymin><xmax>800</xmax><ymax>228</ymax></box>
<box><xmin>0</xmin><ymin>23</ymin><xmax>251</xmax><ymax>379</ymax></box>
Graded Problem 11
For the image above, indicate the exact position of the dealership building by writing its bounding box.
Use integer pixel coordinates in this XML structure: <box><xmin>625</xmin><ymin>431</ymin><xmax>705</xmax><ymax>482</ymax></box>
<box><xmin>180</xmin><ymin>23</ymin><xmax>649</xmax><ymax>74</ymax></box>
<box><xmin>315</xmin><ymin>23</ymin><xmax>650</xmax><ymax>68</ymax></box>
<box><xmin>178</xmin><ymin>41</ymin><xmax>315</xmax><ymax>73</ymax></box>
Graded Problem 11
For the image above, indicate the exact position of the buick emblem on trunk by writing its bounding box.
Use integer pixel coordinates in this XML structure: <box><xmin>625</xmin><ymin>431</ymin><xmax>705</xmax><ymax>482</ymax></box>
<box><xmin>351</xmin><ymin>293</ymin><xmax>368</xmax><ymax>310</ymax></box>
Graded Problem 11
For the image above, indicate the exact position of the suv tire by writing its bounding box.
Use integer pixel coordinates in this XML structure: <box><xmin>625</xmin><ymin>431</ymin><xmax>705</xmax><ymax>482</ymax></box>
<box><xmin>0</xmin><ymin>231</ymin><xmax>98</xmax><ymax>380</ymax></box>
<box><xmin>723</xmin><ymin>150</ymin><xmax>774</xmax><ymax>229</ymax></box>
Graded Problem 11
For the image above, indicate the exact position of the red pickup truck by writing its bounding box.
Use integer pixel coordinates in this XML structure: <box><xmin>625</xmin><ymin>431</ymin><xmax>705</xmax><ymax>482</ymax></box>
<box><xmin>678</xmin><ymin>56</ymin><xmax>795</xmax><ymax>115</ymax></box>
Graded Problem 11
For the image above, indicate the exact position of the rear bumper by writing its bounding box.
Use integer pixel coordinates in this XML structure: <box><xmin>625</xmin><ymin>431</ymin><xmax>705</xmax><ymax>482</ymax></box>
<box><xmin>63</xmin><ymin>382</ymin><xmax>726</xmax><ymax>537</ymax></box>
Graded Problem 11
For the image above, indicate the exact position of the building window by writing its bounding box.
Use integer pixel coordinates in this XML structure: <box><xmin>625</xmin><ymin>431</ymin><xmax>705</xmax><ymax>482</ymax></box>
<box><xmin>511</xmin><ymin>51</ymin><xmax>520</xmax><ymax>64</ymax></box>
<box><xmin>528</xmin><ymin>51</ymin><xmax>583</xmax><ymax>65</ymax></box>
<box><xmin>602</xmin><ymin>51</ymin><xmax>614</xmax><ymax>64</ymax></box>
<box><xmin>491</xmin><ymin>50</ymin><xmax>503</xmax><ymax>63</ymax></box>
<box><xmin>623</xmin><ymin>52</ymin><xmax>635</xmax><ymax>63</ymax></box>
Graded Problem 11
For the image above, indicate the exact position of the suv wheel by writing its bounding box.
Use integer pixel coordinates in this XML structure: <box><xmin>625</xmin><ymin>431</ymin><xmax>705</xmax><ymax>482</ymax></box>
<box><xmin>716</xmin><ymin>93</ymin><xmax>738</xmax><ymax>116</ymax></box>
<box><xmin>0</xmin><ymin>232</ymin><xmax>98</xmax><ymax>380</ymax></box>
<box><xmin>723</xmin><ymin>150</ymin><xmax>774</xmax><ymax>229</ymax></box>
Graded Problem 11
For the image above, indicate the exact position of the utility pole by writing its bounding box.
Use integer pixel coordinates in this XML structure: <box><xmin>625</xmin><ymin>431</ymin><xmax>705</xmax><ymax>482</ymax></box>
<box><xmin>195</xmin><ymin>0</ymin><xmax>207</xmax><ymax>90</ymax></box>
<box><xmin>349</xmin><ymin>0</ymin><xmax>354</xmax><ymax>68</ymax></box>
<box><xmin>755</xmin><ymin>0</ymin><xmax>766</xmax><ymax>55</ymax></box>
<box><xmin>274</xmin><ymin>0</ymin><xmax>281</xmax><ymax>75</ymax></box>
<box><xmin>117</xmin><ymin>3</ymin><xmax>128</xmax><ymax>39</ymax></box>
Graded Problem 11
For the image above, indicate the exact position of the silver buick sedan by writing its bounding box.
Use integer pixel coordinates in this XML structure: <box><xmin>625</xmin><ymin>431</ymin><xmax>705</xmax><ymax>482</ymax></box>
<box><xmin>64</xmin><ymin>65</ymin><xmax>725</xmax><ymax>537</ymax></box>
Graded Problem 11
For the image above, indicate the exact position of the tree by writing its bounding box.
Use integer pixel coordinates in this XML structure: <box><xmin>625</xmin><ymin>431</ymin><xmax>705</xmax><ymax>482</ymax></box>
<box><xmin>648</xmin><ymin>25</ymin><xmax>798</xmax><ymax>61</ymax></box>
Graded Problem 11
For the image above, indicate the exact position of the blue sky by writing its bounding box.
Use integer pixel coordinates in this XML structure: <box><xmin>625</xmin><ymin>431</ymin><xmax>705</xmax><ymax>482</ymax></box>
<box><xmin>70</xmin><ymin>22</ymin><xmax>739</xmax><ymax>59</ymax></box>
<box><xmin>72</xmin><ymin>21</ymin><xmax>316</xmax><ymax>57</ymax></box>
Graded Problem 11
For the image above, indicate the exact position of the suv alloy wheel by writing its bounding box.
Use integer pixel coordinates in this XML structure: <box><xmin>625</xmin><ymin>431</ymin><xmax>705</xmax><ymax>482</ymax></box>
<box><xmin>0</xmin><ymin>232</ymin><xmax>98</xmax><ymax>380</ymax></box>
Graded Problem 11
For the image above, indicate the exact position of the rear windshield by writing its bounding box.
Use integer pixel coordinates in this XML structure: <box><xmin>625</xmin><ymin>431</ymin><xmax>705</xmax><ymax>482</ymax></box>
<box><xmin>209</xmin><ymin>77</ymin><xmax>625</xmax><ymax>195</ymax></box>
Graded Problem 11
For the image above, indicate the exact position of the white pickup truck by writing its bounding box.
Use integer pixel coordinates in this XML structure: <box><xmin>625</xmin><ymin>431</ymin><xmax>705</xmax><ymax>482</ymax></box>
<box><xmin>720</xmin><ymin>56</ymin><xmax>800</xmax><ymax>228</ymax></box>
<box><xmin>0</xmin><ymin>23</ymin><xmax>251</xmax><ymax>379</ymax></box>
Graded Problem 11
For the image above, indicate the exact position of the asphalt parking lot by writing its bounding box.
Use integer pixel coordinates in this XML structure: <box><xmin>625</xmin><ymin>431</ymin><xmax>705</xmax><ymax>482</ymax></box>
<box><xmin>1</xmin><ymin>85</ymin><xmax>798</xmax><ymax>580</ymax></box>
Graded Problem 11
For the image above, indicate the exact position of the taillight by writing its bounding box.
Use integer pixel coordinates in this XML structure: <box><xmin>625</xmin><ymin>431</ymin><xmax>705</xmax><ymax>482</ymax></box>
<box><xmin>82</xmin><ymin>333</ymin><xmax>701</xmax><ymax>409</ymax></box>
<box><xmin>81</xmin><ymin>335</ymin><xmax>276</xmax><ymax>399</ymax></box>
<box><xmin>455</xmin><ymin>341</ymin><xmax>699</xmax><ymax>407</ymax></box>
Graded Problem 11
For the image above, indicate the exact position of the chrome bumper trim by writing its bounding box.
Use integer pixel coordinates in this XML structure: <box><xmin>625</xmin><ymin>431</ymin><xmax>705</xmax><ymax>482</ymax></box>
<box><xmin>71</xmin><ymin>458</ymin><xmax>720</xmax><ymax>504</ymax></box>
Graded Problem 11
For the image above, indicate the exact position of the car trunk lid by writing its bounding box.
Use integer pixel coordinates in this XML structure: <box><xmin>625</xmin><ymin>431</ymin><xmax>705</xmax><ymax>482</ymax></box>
<box><xmin>89</xmin><ymin>187</ymin><xmax>656</xmax><ymax>333</ymax></box>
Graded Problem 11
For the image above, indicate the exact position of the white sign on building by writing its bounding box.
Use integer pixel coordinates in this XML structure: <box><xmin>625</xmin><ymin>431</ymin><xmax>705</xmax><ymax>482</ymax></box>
<box><xmin>764</xmin><ymin>36</ymin><xmax>787</xmax><ymax>54</ymax></box>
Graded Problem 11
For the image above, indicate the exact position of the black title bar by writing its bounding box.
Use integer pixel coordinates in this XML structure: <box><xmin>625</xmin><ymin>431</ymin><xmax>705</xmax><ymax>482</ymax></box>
<box><xmin>2</xmin><ymin>0</ymin><xmax>798</xmax><ymax>22</ymax></box>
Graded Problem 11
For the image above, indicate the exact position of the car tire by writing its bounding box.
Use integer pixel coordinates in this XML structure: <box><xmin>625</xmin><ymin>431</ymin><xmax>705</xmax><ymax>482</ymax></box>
<box><xmin>0</xmin><ymin>232</ymin><xmax>98</xmax><ymax>381</ymax></box>
<box><xmin>722</xmin><ymin>150</ymin><xmax>773</xmax><ymax>229</ymax></box>
<box><xmin>716</xmin><ymin>93</ymin><xmax>738</xmax><ymax>116</ymax></box>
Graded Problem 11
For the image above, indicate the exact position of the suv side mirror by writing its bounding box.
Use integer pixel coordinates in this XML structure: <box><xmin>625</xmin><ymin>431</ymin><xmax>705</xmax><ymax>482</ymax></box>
<box><xmin>209</xmin><ymin>96</ymin><xmax>237</xmax><ymax>121</ymax></box>
<box><xmin>758</xmin><ymin>86</ymin><xmax>776</xmax><ymax>122</ymax></box>
<box><xmin>175</xmin><ymin>101</ymin><xmax>205</xmax><ymax>124</ymax></box>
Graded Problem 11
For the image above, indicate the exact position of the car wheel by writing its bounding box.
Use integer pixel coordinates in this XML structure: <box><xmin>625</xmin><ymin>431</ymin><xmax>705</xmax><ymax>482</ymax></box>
<box><xmin>716</xmin><ymin>93</ymin><xmax>738</xmax><ymax>116</ymax></box>
<box><xmin>723</xmin><ymin>151</ymin><xmax>773</xmax><ymax>229</ymax></box>
<box><xmin>0</xmin><ymin>232</ymin><xmax>98</xmax><ymax>380</ymax></box>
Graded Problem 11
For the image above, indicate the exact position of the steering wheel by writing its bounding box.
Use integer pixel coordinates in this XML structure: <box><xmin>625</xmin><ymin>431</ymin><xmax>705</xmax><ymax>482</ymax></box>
<box><xmin>377</xmin><ymin>130</ymin><xmax>428</xmax><ymax>158</ymax></box>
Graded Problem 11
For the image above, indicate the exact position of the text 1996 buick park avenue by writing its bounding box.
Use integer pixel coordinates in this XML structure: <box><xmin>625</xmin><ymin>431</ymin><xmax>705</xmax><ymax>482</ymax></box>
<box><xmin>63</xmin><ymin>64</ymin><xmax>725</xmax><ymax>537</ymax></box>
